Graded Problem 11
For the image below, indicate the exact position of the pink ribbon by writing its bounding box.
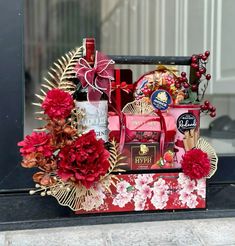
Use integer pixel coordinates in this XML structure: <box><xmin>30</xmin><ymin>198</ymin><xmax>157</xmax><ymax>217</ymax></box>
<box><xmin>75</xmin><ymin>51</ymin><xmax>115</xmax><ymax>102</ymax></box>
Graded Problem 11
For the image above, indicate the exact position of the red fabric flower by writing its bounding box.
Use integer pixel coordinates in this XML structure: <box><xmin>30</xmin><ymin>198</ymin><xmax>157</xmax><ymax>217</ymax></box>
<box><xmin>57</xmin><ymin>130</ymin><xmax>110</xmax><ymax>188</ymax></box>
<box><xmin>181</xmin><ymin>148</ymin><xmax>210</xmax><ymax>179</ymax></box>
<box><xmin>18</xmin><ymin>132</ymin><xmax>54</xmax><ymax>157</ymax></box>
<box><xmin>42</xmin><ymin>88</ymin><xmax>74</xmax><ymax>119</ymax></box>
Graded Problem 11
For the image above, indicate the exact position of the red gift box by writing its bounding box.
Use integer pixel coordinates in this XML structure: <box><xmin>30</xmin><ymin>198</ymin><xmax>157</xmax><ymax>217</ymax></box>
<box><xmin>110</xmin><ymin>69</ymin><xmax>134</xmax><ymax>113</ymax></box>
<box><xmin>122</xmin><ymin>142</ymin><xmax>175</xmax><ymax>170</ymax></box>
<box><xmin>75</xmin><ymin>172</ymin><xmax>206</xmax><ymax>214</ymax></box>
<box><xmin>108</xmin><ymin>113</ymin><xmax>176</xmax><ymax>170</ymax></box>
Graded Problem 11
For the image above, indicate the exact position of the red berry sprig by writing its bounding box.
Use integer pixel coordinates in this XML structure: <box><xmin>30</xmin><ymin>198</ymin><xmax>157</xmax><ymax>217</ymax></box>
<box><xmin>190</xmin><ymin>50</ymin><xmax>211</xmax><ymax>101</ymax></box>
<box><xmin>175</xmin><ymin>71</ymin><xmax>189</xmax><ymax>89</ymax></box>
<box><xmin>200</xmin><ymin>100</ymin><xmax>216</xmax><ymax>118</ymax></box>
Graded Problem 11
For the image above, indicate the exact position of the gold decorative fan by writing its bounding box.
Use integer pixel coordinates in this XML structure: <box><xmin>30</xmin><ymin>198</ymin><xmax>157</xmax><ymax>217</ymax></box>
<box><xmin>30</xmin><ymin>140</ymin><xmax>125</xmax><ymax>211</ymax></box>
<box><xmin>196</xmin><ymin>137</ymin><xmax>218</xmax><ymax>178</ymax></box>
<box><xmin>33</xmin><ymin>46</ymin><xmax>83</xmax><ymax>112</ymax></box>
<box><xmin>122</xmin><ymin>99</ymin><xmax>155</xmax><ymax>115</ymax></box>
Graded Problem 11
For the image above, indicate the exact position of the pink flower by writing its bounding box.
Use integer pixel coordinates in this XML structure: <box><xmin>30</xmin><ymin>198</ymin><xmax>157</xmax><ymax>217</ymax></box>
<box><xmin>196</xmin><ymin>179</ymin><xmax>206</xmax><ymax>199</ymax></box>
<box><xmin>177</xmin><ymin>173</ymin><xmax>190</xmax><ymax>186</ymax></box>
<box><xmin>145</xmin><ymin>174</ymin><xmax>154</xmax><ymax>184</ymax></box>
<box><xmin>113</xmin><ymin>192</ymin><xmax>133</xmax><ymax>208</ymax></box>
<box><xmin>186</xmin><ymin>194</ymin><xmax>198</xmax><ymax>208</ymax></box>
<box><xmin>82</xmin><ymin>194</ymin><xmax>105</xmax><ymax>211</ymax></box>
<box><xmin>135</xmin><ymin>174</ymin><xmax>154</xmax><ymax>190</ymax></box>
<box><xmin>153</xmin><ymin>188</ymin><xmax>168</xmax><ymax>201</ymax></box>
<box><xmin>179</xmin><ymin>191</ymin><xmax>199</xmax><ymax>208</ymax></box>
<box><xmin>138</xmin><ymin>184</ymin><xmax>152</xmax><ymax>199</ymax></box>
<box><xmin>134</xmin><ymin>199</ymin><xmax>146</xmax><ymax>211</ymax></box>
<box><xmin>183</xmin><ymin>179</ymin><xmax>196</xmax><ymax>194</ymax></box>
<box><xmin>135</xmin><ymin>175</ymin><xmax>148</xmax><ymax>190</ymax></box>
<box><xmin>116</xmin><ymin>180</ymin><xmax>131</xmax><ymax>194</ymax></box>
<box><xmin>133</xmin><ymin>193</ymin><xmax>146</xmax><ymax>211</ymax></box>
<box><xmin>179</xmin><ymin>190</ymin><xmax>190</xmax><ymax>203</ymax></box>
<box><xmin>151</xmin><ymin>194</ymin><xmax>168</xmax><ymax>209</ymax></box>
<box><xmin>153</xmin><ymin>178</ymin><xmax>169</xmax><ymax>195</ymax></box>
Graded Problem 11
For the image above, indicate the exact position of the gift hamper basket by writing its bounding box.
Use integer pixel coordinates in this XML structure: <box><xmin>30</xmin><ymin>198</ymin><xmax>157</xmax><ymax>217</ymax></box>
<box><xmin>18</xmin><ymin>38</ymin><xmax>218</xmax><ymax>213</ymax></box>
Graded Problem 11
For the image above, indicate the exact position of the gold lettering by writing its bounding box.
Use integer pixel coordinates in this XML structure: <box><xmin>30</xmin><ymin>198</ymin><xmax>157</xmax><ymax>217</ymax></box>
<box><xmin>134</xmin><ymin>156</ymin><xmax>152</xmax><ymax>164</ymax></box>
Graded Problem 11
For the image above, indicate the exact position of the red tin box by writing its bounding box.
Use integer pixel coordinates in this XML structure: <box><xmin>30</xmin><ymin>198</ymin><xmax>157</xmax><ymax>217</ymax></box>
<box><xmin>122</xmin><ymin>142</ymin><xmax>175</xmax><ymax>170</ymax></box>
<box><xmin>75</xmin><ymin>172</ymin><xmax>206</xmax><ymax>214</ymax></box>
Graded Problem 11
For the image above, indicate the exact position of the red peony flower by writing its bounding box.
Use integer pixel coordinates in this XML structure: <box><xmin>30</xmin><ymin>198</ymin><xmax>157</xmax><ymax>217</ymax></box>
<box><xmin>181</xmin><ymin>148</ymin><xmax>210</xmax><ymax>179</ymax></box>
<box><xmin>57</xmin><ymin>130</ymin><xmax>110</xmax><ymax>188</ymax></box>
<box><xmin>42</xmin><ymin>88</ymin><xmax>74</xmax><ymax>119</ymax></box>
<box><xmin>18</xmin><ymin>132</ymin><xmax>54</xmax><ymax>157</ymax></box>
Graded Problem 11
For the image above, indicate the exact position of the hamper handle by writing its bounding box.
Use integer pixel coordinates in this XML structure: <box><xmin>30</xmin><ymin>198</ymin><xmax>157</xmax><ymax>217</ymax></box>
<box><xmin>109</xmin><ymin>55</ymin><xmax>197</xmax><ymax>85</ymax></box>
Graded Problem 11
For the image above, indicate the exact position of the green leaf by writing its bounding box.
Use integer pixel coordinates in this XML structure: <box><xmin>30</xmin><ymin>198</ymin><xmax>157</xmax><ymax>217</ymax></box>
<box><xmin>126</xmin><ymin>186</ymin><xmax>134</xmax><ymax>192</ymax></box>
<box><xmin>180</xmin><ymin>89</ymin><xmax>198</xmax><ymax>104</ymax></box>
<box><xmin>189</xmin><ymin>91</ymin><xmax>197</xmax><ymax>102</ymax></box>
<box><xmin>180</xmin><ymin>98</ymin><xmax>192</xmax><ymax>104</ymax></box>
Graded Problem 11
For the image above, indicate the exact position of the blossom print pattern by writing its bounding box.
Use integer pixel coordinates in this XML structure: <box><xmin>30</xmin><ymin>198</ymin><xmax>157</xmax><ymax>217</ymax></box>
<box><xmin>177</xmin><ymin>173</ymin><xmax>206</xmax><ymax>208</ymax></box>
<box><xmin>109</xmin><ymin>173</ymin><xmax>205</xmax><ymax>212</ymax></box>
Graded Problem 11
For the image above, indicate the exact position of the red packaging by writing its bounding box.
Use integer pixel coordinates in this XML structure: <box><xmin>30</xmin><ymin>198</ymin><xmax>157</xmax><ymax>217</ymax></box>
<box><xmin>108</xmin><ymin>113</ymin><xmax>176</xmax><ymax>170</ymax></box>
<box><xmin>110</xmin><ymin>69</ymin><xmax>134</xmax><ymax>113</ymax></box>
<box><xmin>75</xmin><ymin>172</ymin><xmax>206</xmax><ymax>214</ymax></box>
<box><xmin>122</xmin><ymin>142</ymin><xmax>175</xmax><ymax>170</ymax></box>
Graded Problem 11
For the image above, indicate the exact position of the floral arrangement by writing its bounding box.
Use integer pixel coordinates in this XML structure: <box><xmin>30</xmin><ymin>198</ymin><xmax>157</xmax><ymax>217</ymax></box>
<box><xmin>18</xmin><ymin>46</ymin><xmax>124</xmax><ymax>211</ymax></box>
<box><xmin>18</xmin><ymin>39</ymin><xmax>218</xmax><ymax>213</ymax></box>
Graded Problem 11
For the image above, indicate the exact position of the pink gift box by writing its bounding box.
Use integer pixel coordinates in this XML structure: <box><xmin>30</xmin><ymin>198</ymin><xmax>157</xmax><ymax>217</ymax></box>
<box><xmin>169</xmin><ymin>104</ymin><xmax>201</xmax><ymax>167</ymax></box>
<box><xmin>108</xmin><ymin>113</ymin><xmax>176</xmax><ymax>143</ymax></box>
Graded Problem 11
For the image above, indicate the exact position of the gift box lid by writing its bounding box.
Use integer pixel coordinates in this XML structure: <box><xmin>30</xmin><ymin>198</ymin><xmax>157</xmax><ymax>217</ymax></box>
<box><xmin>108</xmin><ymin>114</ymin><xmax>176</xmax><ymax>132</ymax></box>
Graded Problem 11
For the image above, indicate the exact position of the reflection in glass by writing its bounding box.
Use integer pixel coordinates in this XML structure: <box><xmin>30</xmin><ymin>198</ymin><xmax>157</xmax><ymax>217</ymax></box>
<box><xmin>24</xmin><ymin>0</ymin><xmax>235</xmax><ymax>155</ymax></box>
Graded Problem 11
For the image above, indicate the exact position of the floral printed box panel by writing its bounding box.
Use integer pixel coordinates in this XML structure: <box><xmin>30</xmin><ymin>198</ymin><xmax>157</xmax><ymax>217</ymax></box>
<box><xmin>75</xmin><ymin>173</ymin><xmax>206</xmax><ymax>214</ymax></box>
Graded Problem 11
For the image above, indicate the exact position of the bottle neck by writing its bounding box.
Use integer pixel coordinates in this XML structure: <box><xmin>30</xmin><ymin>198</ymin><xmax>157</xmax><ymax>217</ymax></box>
<box><xmin>83</xmin><ymin>38</ymin><xmax>95</xmax><ymax>66</ymax></box>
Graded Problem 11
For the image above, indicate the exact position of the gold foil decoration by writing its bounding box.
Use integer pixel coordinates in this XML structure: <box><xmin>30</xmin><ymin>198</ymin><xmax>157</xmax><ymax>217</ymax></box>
<box><xmin>122</xmin><ymin>98</ymin><xmax>155</xmax><ymax>115</ymax></box>
<box><xmin>29</xmin><ymin>140</ymin><xmax>125</xmax><ymax>211</ymax></box>
<box><xmin>196</xmin><ymin>137</ymin><xmax>218</xmax><ymax>179</ymax></box>
<box><xmin>33</xmin><ymin>46</ymin><xmax>83</xmax><ymax>113</ymax></box>
<box><xmin>183</xmin><ymin>130</ymin><xmax>218</xmax><ymax>179</ymax></box>
<box><xmin>155</xmin><ymin>65</ymin><xmax>179</xmax><ymax>77</ymax></box>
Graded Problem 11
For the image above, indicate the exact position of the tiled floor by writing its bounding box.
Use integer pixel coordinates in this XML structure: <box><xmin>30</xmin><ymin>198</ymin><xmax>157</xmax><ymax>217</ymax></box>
<box><xmin>0</xmin><ymin>218</ymin><xmax>235</xmax><ymax>246</ymax></box>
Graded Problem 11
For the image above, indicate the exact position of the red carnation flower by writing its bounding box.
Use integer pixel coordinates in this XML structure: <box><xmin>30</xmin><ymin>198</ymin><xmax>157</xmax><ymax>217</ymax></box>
<box><xmin>42</xmin><ymin>88</ymin><xmax>74</xmax><ymax>119</ymax></box>
<box><xmin>18</xmin><ymin>132</ymin><xmax>54</xmax><ymax>157</ymax></box>
<box><xmin>57</xmin><ymin>130</ymin><xmax>110</xmax><ymax>188</ymax></box>
<box><xmin>181</xmin><ymin>148</ymin><xmax>210</xmax><ymax>179</ymax></box>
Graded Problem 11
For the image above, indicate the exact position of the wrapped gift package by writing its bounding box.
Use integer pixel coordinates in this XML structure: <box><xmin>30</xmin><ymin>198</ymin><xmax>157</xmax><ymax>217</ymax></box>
<box><xmin>108</xmin><ymin>113</ymin><xmax>177</xmax><ymax>170</ymax></box>
<box><xmin>19</xmin><ymin>38</ymin><xmax>217</xmax><ymax>215</ymax></box>
<box><xmin>110</xmin><ymin>69</ymin><xmax>134</xmax><ymax>113</ymax></box>
<box><xmin>169</xmin><ymin>105</ymin><xmax>201</xmax><ymax>166</ymax></box>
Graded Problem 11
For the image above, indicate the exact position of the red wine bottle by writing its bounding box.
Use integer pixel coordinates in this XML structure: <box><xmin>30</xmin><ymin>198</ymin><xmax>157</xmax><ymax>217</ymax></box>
<box><xmin>75</xmin><ymin>38</ymin><xmax>109</xmax><ymax>142</ymax></box>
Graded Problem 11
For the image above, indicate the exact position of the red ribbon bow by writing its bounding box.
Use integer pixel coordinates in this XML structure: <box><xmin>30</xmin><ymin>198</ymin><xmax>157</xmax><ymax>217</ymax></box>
<box><xmin>111</xmin><ymin>81</ymin><xmax>133</xmax><ymax>93</ymax></box>
<box><xmin>75</xmin><ymin>51</ymin><xmax>115</xmax><ymax>102</ymax></box>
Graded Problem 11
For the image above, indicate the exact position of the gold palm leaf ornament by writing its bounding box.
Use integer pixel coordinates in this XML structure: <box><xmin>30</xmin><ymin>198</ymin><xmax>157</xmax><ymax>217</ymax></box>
<box><xmin>25</xmin><ymin>43</ymin><xmax>127</xmax><ymax>211</ymax></box>
<box><xmin>196</xmin><ymin>137</ymin><xmax>218</xmax><ymax>179</ymax></box>
<box><xmin>33</xmin><ymin>46</ymin><xmax>83</xmax><ymax>110</ymax></box>
<box><xmin>122</xmin><ymin>99</ymin><xmax>155</xmax><ymax>115</ymax></box>
<box><xmin>30</xmin><ymin>140</ymin><xmax>124</xmax><ymax>211</ymax></box>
